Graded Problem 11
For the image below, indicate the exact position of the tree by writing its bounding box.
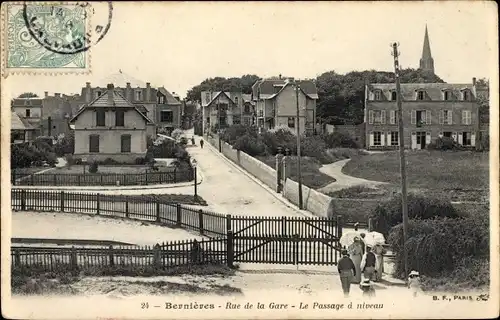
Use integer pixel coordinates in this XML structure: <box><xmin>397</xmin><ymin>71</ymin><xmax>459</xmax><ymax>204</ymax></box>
<box><xmin>18</xmin><ymin>92</ymin><xmax>39</xmax><ymax>98</ymax></box>
<box><xmin>316</xmin><ymin>68</ymin><xmax>446</xmax><ymax>125</ymax></box>
<box><xmin>186</xmin><ymin>74</ymin><xmax>261</xmax><ymax>102</ymax></box>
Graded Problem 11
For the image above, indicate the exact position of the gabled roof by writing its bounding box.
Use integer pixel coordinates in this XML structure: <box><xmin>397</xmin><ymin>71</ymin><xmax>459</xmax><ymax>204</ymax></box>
<box><xmin>367</xmin><ymin>83</ymin><xmax>475</xmax><ymax>101</ymax></box>
<box><xmin>158</xmin><ymin>87</ymin><xmax>182</xmax><ymax>105</ymax></box>
<box><xmin>11</xmin><ymin>97</ymin><xmax>43</xmax><ymax>107</ymax></box>
<box><xmin>252</xmin><ymin>78</ymin><xmax>318</xmax><ymax>100</ymax></box>
<box><xmin>200</xmin><ymin>91</ymin><xmax>238</xmax><ymax>107</ymax></box>
<box><xmin>97</xmin><ymin>70</ymin><xmax>149</xmax><ymax>88</ymax></box>
<box><xmin>69</xmin><ymin>88</ymin><xmax>153</xmax><ymax>123</ymax></box>
<box><xmin>11</xmin><ymin>111</ymin><xmax>34</xmax><ymax>130</ymax></box>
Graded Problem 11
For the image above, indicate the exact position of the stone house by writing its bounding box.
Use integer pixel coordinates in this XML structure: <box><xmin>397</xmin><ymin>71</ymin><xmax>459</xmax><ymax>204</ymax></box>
<box><xmin>11</xmin><ymin>111</ymin><xmax>35</xmax><ymax>144</ymax></box>
<box><xmin>70</xmin><ymin>84</ymin><xmax>153</xmax><ymax>163</ymax></box>
<box><xmin>200</xmin><ymin>91</ymin><xmax>255</xmax><ymax>132</ymax></box>
<box><xmin>156</xmin><ymin>87</ymin><xmax>182</xmax><ymax>134</ymax></box>
<box><xmin>251</xmin><ymin>77</ymin><xmax>318</xmax><ymax>135</ymax></box>
<box><xmin>11</xmin><ymin>97</ymin><xmax>43</xmax><ymax>136</ymax></box>
<box><xmin>364</xmin><ymin>78</ymin><xmax>481</xmax><ymax>150</ymax></box>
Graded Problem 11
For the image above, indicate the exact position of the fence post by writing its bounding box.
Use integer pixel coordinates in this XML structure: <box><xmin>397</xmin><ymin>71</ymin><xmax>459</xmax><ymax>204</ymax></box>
<box><xmin>176</xmin><ymin>204</ymin><xmax>182</xmax><ymax>227</ymax></box>
<box><xmin>174</xmin><ymin>167</ymin><xmax>177</xmax><ymax>183</ymax></box>
<box><xmin>226</xmin><ymin>214</ymin><xmax>232</xmax><ymax>234</ymax></box>
<box><xmin>100</xmin><ymin>175</ymin><xmax>103</xmax><ymax>185</ymax></box>
<box><xmin>21</xmin><ymin>189</ymin><xmax>26</xmax><ymax>211</ymax></box>
<box><xmin>96</xmin><ymin>193</ymin><xmax>100</xmax><ymax>215</ymax></box>
<box><xmin>336</xmin><ymin>215</ymin><xmax>343</xmax><ymax>242</ymax></box>
<box><xmin>53</xmin><ymin>174</ymin><xmax>57</xmax><ymax>186</ymax></box>
<box><xmin>281</xmin><ymin>216</ymin><xmax>287</xmax><ymax>236</ymax></box>
<box><xmin>156</xmin><ymin>202</ymin><xmax>161</xmax><ymax>222</ymax></box>
<box><xmin>30</xmin><ymin>174</ymin><xmax>34</xmax><ymax>185</ymax></box>
<box><xmin>70</xmin><ymin>246</ymin><xmax>77</xmax><ymax>270</ymax></box>
<box><xmin>60</xmin><ymin>191</ymin><xmax>65</xmax><ymax>212</ymax></box>
<box><xmin>125</xmin><ymin>196</ymin><xmax>129</xmax><ymax>218</ymax></box>
<box><xmin>226</xmin><ymin>230</ymin><xmax>234</xmax><ymax>268</ymax></box>
<box><xmin>108</xmin><ymin>245</ymin><xmax>114</xmax><ymax>267</ymax></box>
<box><xmin>78</xmin><ymin>175</ymin><xmax>81</xmax><ymax>186</ymax></box>
<box><xmin>153</xmin><ymin>243</ymin><xmax>162</xmax><ymax>270</ymax></box>
<box><xmin>14</xmin><ymin>249</ymin><xmax>21</xmax><ymax>267</ymax></box>
<box><xmin>198</xmin><ymin>210</ymin><xmax>204</xmax><ymax>235</ymax></box>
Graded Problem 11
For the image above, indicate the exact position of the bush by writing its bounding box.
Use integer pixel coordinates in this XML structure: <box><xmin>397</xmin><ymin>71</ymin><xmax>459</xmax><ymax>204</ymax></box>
<box><xmin>233</xmin><ymin>135</ymin><xmax>266</xmax><ymax>156</ymax></box>
<box><xmin>322</xmin><ymin>132</ymin><xmax>359</xmax><ymax>149</ymax></box>
<box><xmin>11</xmin><ymin>142</ymin><xmax>58</xmax><ymax>169</ymax></box>
<box><xmin>388</xmin><ymin>214</ymin><xmax>489</xmax><ymax>280</ymax></box>
<box><xmin>54</xmin><ymin>132</ymin><xmax>74</xmax><ymax>157</ymax></box>
<box><xmin>221</xmin><ymin>125</ymin><xmax>258</xmax><ymax>145</ymax></box>
<box><xmin>300</xmin><ymin>135</ymin><xmax>333</xmax><ymax>164</ymax></box>
<box><xmin>88</xmin><ymin>161</ymin><xmax>98</xmax><ymax>173</ymax></box>
<box><xmin>370</xmin><ymin>193</ymin><xmax>460</xmax><ymax>237</ymax></box>
<box><xmin>427</xmin><ymin>137</ymin><xmax>460</xmax><ymax>151</ymax></box>
<box><xmin>171</xmin><ymin>129</ymin><xmax>183</xmax><ymax>141</ymax></box>
<box><xmin>179</xmin><ymin>137</ymin><xmax>188</xmax><ymax>146</ymax></box>
<box><xmin>102</xmin><ymin>158</ymin><xmax>120</xmax><ymax>165</ymax></box>
<box><xmin>135</xmin><ymin>157</ymin><xmax>147</xmax><ymax>165</ymax></box>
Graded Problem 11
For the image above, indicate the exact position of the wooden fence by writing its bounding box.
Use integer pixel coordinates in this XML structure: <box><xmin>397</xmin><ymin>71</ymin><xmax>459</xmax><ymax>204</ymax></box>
<box><xmin>11</xmin><ymin>168</ymin><xmax>193</xmax><ymax>186</ymax></box>
<box><xmin>11</xmin><ymin>238</ymin><xmax>227</xmax><ymax>272</ymax></box>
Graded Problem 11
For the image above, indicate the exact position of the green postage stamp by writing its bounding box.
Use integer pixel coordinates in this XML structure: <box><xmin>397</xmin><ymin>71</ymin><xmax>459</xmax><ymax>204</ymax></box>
<box><xmin>1</xmin><ymin>2</ymin><xmax>112</xmax><ymax>76</ymax></box>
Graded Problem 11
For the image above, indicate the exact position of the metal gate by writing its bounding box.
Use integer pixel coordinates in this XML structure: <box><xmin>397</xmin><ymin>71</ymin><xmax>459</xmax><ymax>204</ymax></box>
<box><xmin>231</xmin><ymin>216</ymin><xmax>342</xmax><ymax>265</ymax></box>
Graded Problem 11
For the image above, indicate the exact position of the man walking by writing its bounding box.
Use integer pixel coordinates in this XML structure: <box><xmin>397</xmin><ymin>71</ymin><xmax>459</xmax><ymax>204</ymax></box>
<box><xmin>337</xmin><ymin>249</ymin><xmax>356</xmax><ymax>297</ymax></box>
<box><xmin>361</xmin><ymin>246</ymin><xmax>377</xmax><ymax>281</ymax></box>
<box><xmin>200</xmin><ymin>139</ymin><xmax>204</xmax><ymax>148</ymax></box>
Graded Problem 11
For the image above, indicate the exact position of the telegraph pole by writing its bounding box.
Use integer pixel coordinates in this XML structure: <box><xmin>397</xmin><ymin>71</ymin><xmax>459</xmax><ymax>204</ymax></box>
<box><xmin>295</xmin><ymin>80</ymin><xmax>303</xmax><ymax>209</ymax></box>
<box><xmin>217</xmin><ymin>94</ymin><xmax>222</xmax><ymax>152</ymax></box>
<box><xmin>392</xmin><ymin>42</ymin><xmax>409</xmax><ymax>279</ymax></box>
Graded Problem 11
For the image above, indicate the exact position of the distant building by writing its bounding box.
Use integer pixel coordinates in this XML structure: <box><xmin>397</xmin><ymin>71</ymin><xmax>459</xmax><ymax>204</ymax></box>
<box><xmin>70</xmin><ymin>84</ymin><xmax>154</xmax><ymax>163</ymax></box>
<box><xmin>251</xmin><ymin>77</ymin><xmax>318</xmax><ymax>134</ymax></box>
<box><xmin>364</xmin><ymin>78</ymin><xmax>481</xmax><ymax>150</ymax></box>
<box><xmin>157</xmin><ymin>87</ymin><xmax>182</xmax><ymax>133</ymax></box>
<box><xmin>11</xmin><ymin>97</ymin><xmax>43</xmax><ymax>136</ymax></box>
<box><xmin>11</xmin><ymin>111</ymin><xmax>35</xmax><ymax>144</ymax></box>
<box><xmin>419</xmin><ymin>25</ymin><xmax>435</xmax><ymax>74</ymax></box>
<box><xmin>41</xmin><ymin>92</ymin><xmax>83</xmax><ymax>137</ymax></box>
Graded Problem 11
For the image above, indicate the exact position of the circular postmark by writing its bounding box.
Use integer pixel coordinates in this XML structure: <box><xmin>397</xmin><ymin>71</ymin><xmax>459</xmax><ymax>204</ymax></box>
<box><xmin>22</xmin><ymin>2</ymin><xmax>113</xmax><ymax>54</ymax></box>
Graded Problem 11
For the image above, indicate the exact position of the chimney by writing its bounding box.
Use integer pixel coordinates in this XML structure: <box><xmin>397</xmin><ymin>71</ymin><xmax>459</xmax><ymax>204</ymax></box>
<box><xmin>44</xmin><ymin>91</ymin><xmax>48</xmax><ymax>97</ymax></box>
<box><xmin>86</xmin><ymin>82</ymin><xmax>91</xmax><ymax>88</ymax></box>
<box><xmin>146</xmin><ymin>82</ymin><xmax>151</xmax><ymax>101</ymax></box>
<box><xmin>55</xmin><ymin>93</ymin><xmax>61</xmax><ymax>98</ymax></box>
<box><xmin>472</xmin><ymin>77</ymin><xmax>477</xmax><ymax>86</ymax></box>
<box><xmin>126</xmin><ymin>82</ymin><xmax>131</xmax><ymax>101</ymax></box>
<box><xmin>279</xmin><ymin>74</ymin><xmax>282</xmax><ymax>79</ymax></box>
<box><xmin>107</xmin><ymin>83</ymin><xmax>114</xmax><ymax>106</ymax></box>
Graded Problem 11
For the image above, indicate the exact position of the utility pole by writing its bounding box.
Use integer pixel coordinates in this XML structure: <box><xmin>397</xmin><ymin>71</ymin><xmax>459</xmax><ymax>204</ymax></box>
<box><xmin>295</xmin><ymin>80</ymin><xmax>303</xmax><ymax>209</ymax></box>
<box><xmin>392</xmin><ymin>42</ymin><xmax>409</xmax><ymax>279</ymax></box>
<box><xmin>217</xmin><ymin>94</ymin><xmax>222</xmax><ymax>152</ymax></box>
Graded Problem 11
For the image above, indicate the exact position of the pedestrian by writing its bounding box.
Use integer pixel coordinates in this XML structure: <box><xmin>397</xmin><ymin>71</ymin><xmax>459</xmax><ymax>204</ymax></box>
<box><xmin>354</xmin><ymin>222</ymin><xmax>359</xmax><ymax>231</ymax></box>
<box><xmin>360</xmin><ymin>246</ymin><xmax>377</xmax><ymax>281</ymax></box>
<box><xmin>373</xmin><ymin>244</ymin><xmax>385</xmax><ymax>282</ymax></box>
<box><xmin>408</xmin><ymin>270</ymin><xmax>421</xmax><ymax>297</ymax></box>
<box><xmin>200</xmin><ymin>139</ymin><xmax>204</xmax><ymax>148</ymax></box>
<box><xmin>191</xmin><ymin>136</ymin><xmax>195</xmax><ymax>146</ymax></box>
<box><xmin>348</xmin><ymin>237</ymin><xmax>363</xmax><ymax>284</ymax></box>
<box><xmin>359</xmin><ymin>279</ymin><xmax>376</xmax><ymax>298</ymax></box>
<box><xmin>337</xmin><ymin>249</ymin><xmax>356</xmax><ymax>297</ymax></box>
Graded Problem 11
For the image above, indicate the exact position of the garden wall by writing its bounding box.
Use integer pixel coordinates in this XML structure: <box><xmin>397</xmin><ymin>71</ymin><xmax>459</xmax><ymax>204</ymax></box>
<box><xmin>207</xmin><ymin>134</ymin><xmax>334</xmax><ymax>218</ymax></box>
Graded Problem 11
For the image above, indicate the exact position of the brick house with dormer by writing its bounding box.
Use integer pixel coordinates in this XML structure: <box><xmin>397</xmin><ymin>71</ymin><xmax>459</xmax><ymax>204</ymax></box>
<box><xmin>70</xmin><ymin>84</ymin><xmax>153</xmax><ymax>163</ymax></box>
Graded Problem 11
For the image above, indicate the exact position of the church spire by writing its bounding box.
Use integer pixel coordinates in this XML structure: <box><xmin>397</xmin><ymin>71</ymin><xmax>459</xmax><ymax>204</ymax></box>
<box><xmin>419</xmin><ymin>24</ymin><xmax>435</xmax><ymax>74</ymax></box>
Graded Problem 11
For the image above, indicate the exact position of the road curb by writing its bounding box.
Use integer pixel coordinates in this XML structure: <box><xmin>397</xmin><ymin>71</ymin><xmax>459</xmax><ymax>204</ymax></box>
<box><xmin>199</xmin><ymin>135</ymin><xmax>315</xmax><ymax>218</ymax></box>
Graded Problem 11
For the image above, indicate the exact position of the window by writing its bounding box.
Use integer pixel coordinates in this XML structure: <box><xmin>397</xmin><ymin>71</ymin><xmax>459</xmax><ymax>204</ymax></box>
<box><xmin>414</xmin><ymin>110</ymin><xmax>430</xmax><ymax>127</ymax></box>
<box><xmin>206</xmin><ymin>117</ymin><xmax>210</xmax><ymax>124</ymax></box>
<box><xmin>243</xmin><ymin>117</ymin><xmax>250</xmax><ymax>126</ymax></box>
<box><xmin>158</xmin><ymin>95</ymin><xmax>165</xmax><ymax>104</ymax></box>
<box><xmin>391</xmin><ymin>91</ymin><xmax>397</xmax><ymax>101</ymax></box>
<box><xmin>258</xmin><ymin>110</ymin><xmax>263</xmax><ymax>117</ymax></box>
<box><xmin>96</xmin><ymin>109</ymin><xmax>106</xmax><ymax>126</ymax></box>
<box><xmin>288</xmin><ymin>117</ymin><xmax>295</xmax><ymax>128</ymax></box>
<box><xmin>417</xmin><ymin>90</ymin><xmax>425</xmax><ymax>100</ymax></box>
<box><xmin>244</xmin><ymin>105</ymin><xmax>250</xmax><ymax>113</ymax></box>
<box><xmin>89</xmin><ymin>135</ymin><xmax>100</xmax><ymax>153</ymax></box>
<box><xmin>373</xmin><ymin>132</ymin><xmax>382</xmax><ymax>146</ymax></box>
<box><xmin>25</xmin><ymin>109</ymin><xmax>31</xmax><ymax>117</ymax></box>
<box><xmin>440</xmin><ymin>110</ymin><xmax>453</xmax><ymax>125</ymax></box>
<box><xmin>462</xmin><ymin>90</ymin><xmax>470</xmax><ymax>101</ymax></box>
<box><xmin>374</xmin><ymin>90</ymin><xmax>382</xmax><ymax>101</ymax></box>
<box><xmin>160</xmin><ymin>110</ymin><xmax>173</xmax><ymax>122</ymax></box>
<box><xmin>135</xmin><ymin>90</ymin><xmax>142</xmax><ymax>101</ymax></box>
<box><xmin>233</xmin><ymin>116</ymin><xmax>241</xmax><ymax>125</ymax></box>
<box><xmin>390</xmin><ymin>131</ymin><xmax>399</xmax><ymax>146</ymax></box>
<box><xmin>390</xmin><ymin>110</ymin><xmax>398</xmax><ymax>124</ymax></box>
<box><xmin>462</xmin><ymin>110</ymin><xmax>472</xmax><ymax>125</ymax></box>
<box><xmin>369</xmin><ymin>110</ymin><xmax>386</xmax><ymax>124</ymax></box>
<box><xmin>443</xmin><ymin>132</ymin><xmax>452</xmax><ymax>138</ymax></box>
<box><xmin>462</xmin><ymin>132</ymin><xmax>471</xmax><ymax>146</ymax></box>
<box><xmin>115</xmin><ymin>109</ymin><xmax>125</xmax><ymax>127</ymax></box>
<box><xmin>234</xmin><ymin>97</ymin><xmax>239</xmax><ymax>105</ymax></box>
<box><xmin>444</xmin><ymin>91</ymin><xmax>451</xmax><ymax>101</ymax></box>
<box><xmin>205</xmin><ymin>92</ymin><xmax>210</xmax><ymax>103</ymax></box>
<box><xmin>121</xmin><ymin>134</ymin><xmax>131</xmax><ymax>153</ymax></box>
<box><xmin>95</xmin><ymin>91</ymin><xmax>102</xmax><ymax>99</ymax></box>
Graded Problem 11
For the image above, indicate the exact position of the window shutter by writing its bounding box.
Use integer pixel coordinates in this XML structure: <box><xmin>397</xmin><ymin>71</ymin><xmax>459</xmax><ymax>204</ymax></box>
<box><xmin>411</xmin><ymin>110</ymin><xmax>416</xmax><ymax>124</ymax></box>
<box><xmin>369</xmin><ymin>132</ymin><xmax>374</xmax><ymax>146</ymax></box>
<box><xmin>411</xmin><ymin>132</ymin><xmax>417</xmax><ymax>149</ymax></box>
<box><xmin>439</xmin><ymin>110</ymin><xmax>444</xmax><ymax>124</ymax></box>
<box><xmin>381</xmin><ymin>110</ymin><xmax>386</xmax><ymax>124</ymax></box>
<box><xmin>467</xmin><ymin>111</ymin><xmax>472</xmax><ymax>125</ymax></box>
<box><xmin>458</xmin><ymin>132</ymin><xmax>463</xmax><ymax>145</ymax></box>
<box><xmin>461</xmin><ymin>111</ymin><xmax>466</xmax><ymax>124</ymax></box>
<box><xmin>387</xmin><ymin>132</ymin><xmax>392</xmax><ymax>146</ymax></box>
<box><xmin>390</xmin><ymin>111</ymin><xmax>395</xmax><ymax>124</ymax></box>
<box><xmin>426</xmin><ymin>132</ymin><xmax>431</xmax><ymax>144</ymax></box>
<box><xmin>368</xmin><ymin>111</ymin><xmax>374</xmax><ymax>124</ymax></box>
<box><xmin>471</xmin><ymin>132</ymin><xmax>476</xmax><ymax>147</ymax></box>
<box><xmin>425</xmin><ymin>110</ymin><xmax>431</xmax><ymax>125</ymax></box>
<box><xmin>447</xmin><ymin>110</ymin><xmax>453</xmax><ymax>125</ymax></box>
<box><xmin>380</xmin><ymin>132</ymin><xmax>385</xmax><ymax>146</ymax></box>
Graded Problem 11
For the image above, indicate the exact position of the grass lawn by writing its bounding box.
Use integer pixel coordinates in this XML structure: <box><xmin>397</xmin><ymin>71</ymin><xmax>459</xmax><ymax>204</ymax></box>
<box><xmin>12</xmin><ymin>167</ymin><xmax>52</xmax><ymax>178</ymax></box>
<box><xmin>342</xmin><ymin>150</ymin><xmax>489</xmax><ymax>198</ymax></box>
<box><xmin>126</xmin><ymin>194</ymin><xmax>208</xmax><ymax>206</ymax></box>
<box><xmin>256</xmin><ymin>156</ymin><xmax>335</xmax><ymax>189</ymax></box>
<box><xmin>51</xmin><ymin>165</ymin><xmax>174</xmax><ymax>174</ymax></box>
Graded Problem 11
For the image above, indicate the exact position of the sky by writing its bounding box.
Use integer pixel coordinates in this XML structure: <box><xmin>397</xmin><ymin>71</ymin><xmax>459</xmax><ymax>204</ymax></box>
<box><xmin>3</xmin><ymin>1</ymin><xmax>498</xmax><ymax>99</ymax></box>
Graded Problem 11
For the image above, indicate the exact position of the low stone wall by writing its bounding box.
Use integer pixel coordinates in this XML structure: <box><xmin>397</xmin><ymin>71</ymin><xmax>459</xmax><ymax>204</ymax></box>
<box><xmin>207</xmin><ymin>133</ymin><xmax>334</xmax><ymax>218</ymax></box>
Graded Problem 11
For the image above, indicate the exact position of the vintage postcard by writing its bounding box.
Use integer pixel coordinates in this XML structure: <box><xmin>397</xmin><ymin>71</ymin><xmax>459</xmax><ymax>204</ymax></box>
<box><xmin>1</xmin><ymin>1</ymin><xmax>499</xmax><ymax>319</ymax></box>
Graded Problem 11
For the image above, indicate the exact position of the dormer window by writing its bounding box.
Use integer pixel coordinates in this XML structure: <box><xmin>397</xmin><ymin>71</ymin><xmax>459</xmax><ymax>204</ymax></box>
<box><xmin>391</xmin><ymin>91</ymin><xmax>397</xmax><ymax>101</ymax></box>
<box><xmin>373</xmin><ymin>90</ymin><xmax>382</xmax><ymax>101</ymax></box>
<box><xmin>234</xmin><ymin>96</ymin><xmax>239</xmax><ymax>105</ymax></box>
<box><xmin>462</xmin><ymin>90</ymin><xmax>470</xmax><ymax>101</ymax></box>
<box><xmin>158</xmin><ymin>95</ymin><xmax>165</xmax><ymax>104</ymax></box>
<box><xmin>95</xmin><ymin>90</ymin><xmax>102</xmax><ymax>99</ymax></box>
<box><xmin>135</xmin><ymin>90</ymin><xmax>142</xmax><ymax>101</ymax></box>
<box><xmin>205</xmin><ymin>92</ymin><xmax>210</xmax><ymax>103</ymax></box>
<box><xmin>443</xmin><ymin>90</ymin><xmax>451</xmax><ymax>101</ymax></box>
<box><xmin>417</xmin><ymin>90</ymin><xmax>425</xmax><ymax>100</ymax></box>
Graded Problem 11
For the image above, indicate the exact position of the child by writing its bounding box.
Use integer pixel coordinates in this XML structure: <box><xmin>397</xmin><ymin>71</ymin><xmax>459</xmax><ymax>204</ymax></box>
<box><xmin>408</xmin><ymin>270</ymin><xmax>421</xmax><ymax>297</ymax></box>
<box><xmin>359</xmin><ymin>279</ymin><xmax>376</xmax><ymax>298</ymax></box>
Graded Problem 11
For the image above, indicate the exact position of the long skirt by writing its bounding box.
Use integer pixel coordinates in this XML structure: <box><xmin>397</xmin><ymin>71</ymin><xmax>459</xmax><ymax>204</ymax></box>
<box><xmin>351</xmin><ymin>254</ymin><xmax>362</xmax><ymax>283</ymax></box>
<box><xmin>374</xmin><ymin>255</ymin><xmax>384</xmax><ymax>281</ymax></box>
